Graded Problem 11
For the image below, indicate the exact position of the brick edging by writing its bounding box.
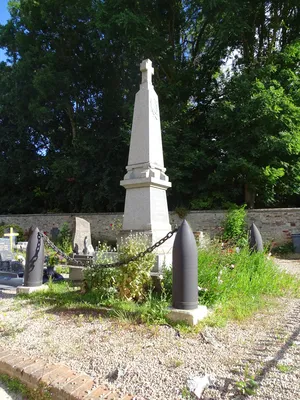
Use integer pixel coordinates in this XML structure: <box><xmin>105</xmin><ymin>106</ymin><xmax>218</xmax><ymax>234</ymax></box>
<box><xmin>0</xmin><ymin>347</ymin><xmax>134</xmax><ymax>400</ymax></box>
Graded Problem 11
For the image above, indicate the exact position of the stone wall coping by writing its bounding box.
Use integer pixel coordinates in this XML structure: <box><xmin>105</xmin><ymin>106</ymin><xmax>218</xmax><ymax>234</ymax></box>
<box><xmin>1</xmin><ymin>208</ymin><xmax>300</xmax><ymax>219</ymax></box>
<box><xmin>187</xmin><ymin>208</ymin><xmax>300</xmax><ymax>214</ymax></box>
<box><xmin>0</xmin><ymin>212</ymin><xmax>125</xmax><ymax>217</ymax></box>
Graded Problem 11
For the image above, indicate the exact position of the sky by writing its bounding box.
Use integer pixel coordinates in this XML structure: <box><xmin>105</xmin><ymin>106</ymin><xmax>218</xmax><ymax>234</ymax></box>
<box><xmin>0</xmin><ymin>0</ymin><xmax>10</xmax><ymax>62</ymax></box>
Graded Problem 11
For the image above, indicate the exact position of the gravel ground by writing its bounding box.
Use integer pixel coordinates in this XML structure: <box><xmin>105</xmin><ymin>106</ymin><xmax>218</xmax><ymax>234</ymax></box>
<box><xmin>0</xmin><ymin>258</ymin><xmax>299</xmax><ymax>400</ymax></box>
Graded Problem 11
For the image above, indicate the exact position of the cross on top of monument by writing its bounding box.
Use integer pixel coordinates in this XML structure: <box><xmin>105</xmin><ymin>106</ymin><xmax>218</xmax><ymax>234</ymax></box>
<box><xmin>140</xmin><ymin>59</ymin><xmax>154</xmax><ymax>86</ymax></box>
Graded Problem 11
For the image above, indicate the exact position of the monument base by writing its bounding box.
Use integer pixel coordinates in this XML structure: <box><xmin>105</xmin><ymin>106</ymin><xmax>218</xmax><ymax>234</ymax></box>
<box><xmin>17</xmin><ymin>285</ymin><xmax>49</xmax><ymax>294</ymax></box>
<box><xmin>167</xmin><ymin>305</ymin><xmax>208</xmax><ymax>326</ymax></box>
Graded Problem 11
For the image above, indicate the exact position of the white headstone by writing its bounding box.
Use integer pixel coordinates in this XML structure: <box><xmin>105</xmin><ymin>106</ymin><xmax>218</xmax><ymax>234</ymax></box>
<box><xmin>72</xmin><ymin>217</ymin><xmax>94</xmax><ymax>255</ymax></box>
<box><xmin>120</xmin><ymin>59</ymin><xmax>174</xmax><ymax>268</ymax></box>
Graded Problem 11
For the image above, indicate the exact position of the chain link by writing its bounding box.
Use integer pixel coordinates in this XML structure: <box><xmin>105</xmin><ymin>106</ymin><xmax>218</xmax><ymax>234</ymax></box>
<box><xmin>40</xmin><ymin>232</ymin><xmax>87</xmax><ymax>266</ymax></box>
<box><xmin>40</xmin><ymin>228</ymin><xmax>178</xmax><ymax>269</ymax></box>
<box><xmin>28</xmin><ymin>230</ymin><xmax>42</xmax><ymax>273</ymax></box>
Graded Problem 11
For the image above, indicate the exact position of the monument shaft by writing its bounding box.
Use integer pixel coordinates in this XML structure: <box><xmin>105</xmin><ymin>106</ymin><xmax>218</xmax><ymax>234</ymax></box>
<box><xmin>120</xmin><ymin>59</ymin><xmax>173</xmax><ymax>259</ymax></box>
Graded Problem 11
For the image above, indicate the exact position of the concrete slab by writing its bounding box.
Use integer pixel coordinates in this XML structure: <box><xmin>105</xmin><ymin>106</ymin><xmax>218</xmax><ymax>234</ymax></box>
<box><xmin>16</xmin><ymin>285</ymin><xmax>48</xmax><ymax>294</ymax></box>
<box><xmin>167</xmin><ymin>305</ymin><xmax>208</xmax><ymax>326</ymax></box>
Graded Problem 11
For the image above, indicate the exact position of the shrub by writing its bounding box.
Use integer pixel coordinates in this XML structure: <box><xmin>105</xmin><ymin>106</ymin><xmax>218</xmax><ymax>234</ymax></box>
<box><xmin>84</xmin><ymin>233</ymin><xmax>156</xmax><ymax>301</ymax></box>
<box><xmin>83</xmin><ymin>242</ymin><xmax>118</xmax><ymax>298</ymax></box>
<box><xmin>117</xmin><ymin>233</ymin><xmax>156</xmax><ymax>300</ymax></box>
<box><xmin>55</xmin><ymin>223</ymin><xmax>72</xmax><ymax>254</ymax></box>
<box><xmin>222</xmin><ymin>204</ymin><xmax>247</xmax><ymax>246</ymax></box>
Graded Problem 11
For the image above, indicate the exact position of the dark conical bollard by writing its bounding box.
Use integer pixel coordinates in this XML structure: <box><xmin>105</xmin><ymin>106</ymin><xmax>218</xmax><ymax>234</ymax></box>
<box><xmin>24</xmin><ymin>227</ymin><xmax>44</xmax><ymax>287</ymax></box>
<box><xmin>172</xmin><ymin>220</ymin><xmax>198</xmax><ymax>310</ymax></box>
<box><xmin>249</xmin><ymin>223</ymin><xmax>264</xmax><ymax>252</ymax></box>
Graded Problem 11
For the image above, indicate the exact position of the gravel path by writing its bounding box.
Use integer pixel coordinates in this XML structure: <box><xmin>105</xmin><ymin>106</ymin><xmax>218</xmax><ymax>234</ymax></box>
<box><xmin>0</xmin><ymin>258</ymin><xmax>299</xmax><ymax>400</ymax></box>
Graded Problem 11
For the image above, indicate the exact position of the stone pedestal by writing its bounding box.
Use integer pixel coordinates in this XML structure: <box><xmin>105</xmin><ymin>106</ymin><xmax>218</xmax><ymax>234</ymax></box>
<box><xmin>17</xmin><ymin>285</ymin><xmax>48</xmax><ymax>294</ymax></box>
<box><xmin>120</xmin><ymin>59</ymin><xmax>174</xmax><ymax>268</ymax></box>
<box><xmin>167</xmin><ymin>306</ymin><xmax>208</xmax><ymax>326</ymax></box>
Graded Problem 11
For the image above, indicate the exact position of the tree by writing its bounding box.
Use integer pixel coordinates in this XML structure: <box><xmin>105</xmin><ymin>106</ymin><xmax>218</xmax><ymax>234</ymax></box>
<box><xmin>207</xmin><ymin>41</ymin><xmax>300</xmax><ymax>208</ymax></box>
<box><xmin>0</xmin><ymin>0</ymin><xmax>299</xmax><ymax>212</ymax></box>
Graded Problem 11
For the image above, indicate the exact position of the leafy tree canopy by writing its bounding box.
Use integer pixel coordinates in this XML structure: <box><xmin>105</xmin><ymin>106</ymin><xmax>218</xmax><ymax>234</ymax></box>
<box><xmin>0</xmin><ymin>0</ymin><xmax>299</xmax><ymax>212</ymax></box>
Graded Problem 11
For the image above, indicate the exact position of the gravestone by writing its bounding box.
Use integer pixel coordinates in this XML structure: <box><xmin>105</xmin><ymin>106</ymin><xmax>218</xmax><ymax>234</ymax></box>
<box><xmin>0</xmin><ymin>238</ymin><xmax>10</xmax><ymax>252</ymax></box>
<box><xmin>120</xmin><ymin>59</ymin><xmax>174</xmax><ymax>270</ymax></box>
<box><xmin>50</xmin><ymin>226</ymin><xmax>60</xmax><ymax>242</ymax></box>
<box><xmin>0</xmin><ymin>249</ymin><xmax>24</xmax><ymax>276</ymax></box>
<box><xmin>72</xmin><ymin>217</ymin><xmax>94</xmax><ymax>255</ymax></box>
<box><xmin>0</xmin><ymin>250</ymin><xmax>13</xmax><ymax>261</ymax></box>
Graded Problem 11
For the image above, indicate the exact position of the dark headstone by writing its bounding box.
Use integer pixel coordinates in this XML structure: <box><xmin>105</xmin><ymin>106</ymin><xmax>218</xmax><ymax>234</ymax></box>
<box><xmin>0</xmin><ymin>259</ymin><xmax>24</xmax><ymax>277</ymax></box>
<box><xmin>249</xmin><ymin>223</ymin><xmax>264</xmax><ymax>252</ymax></box>
<box><xmin>50</xmin><ymin>227</ymin><xmax>60</xmax><ymax>242</ymax></box>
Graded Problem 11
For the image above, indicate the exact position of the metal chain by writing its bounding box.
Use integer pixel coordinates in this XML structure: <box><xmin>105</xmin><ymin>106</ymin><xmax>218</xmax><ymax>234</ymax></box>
<box><xmin>40</xmin><ymin>232</ymin><xmax>87</xmax><ymax>266</ymax></box>
<box><xmin>40</xmin><ymin>228</ymin><xmax>178</xmax><ymax>269</ymax></box>
<box><xmin>28</xmin><ymin>231</ymin><xmax>42</xmax><ymax>272</ymax></box>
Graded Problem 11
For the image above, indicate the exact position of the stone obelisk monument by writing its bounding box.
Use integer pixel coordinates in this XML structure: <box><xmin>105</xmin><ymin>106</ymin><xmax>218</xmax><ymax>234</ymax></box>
<box><xmin>120</xmin><ymin>59</ymin><xmax>173</xmax><ymax>269</ymax></box>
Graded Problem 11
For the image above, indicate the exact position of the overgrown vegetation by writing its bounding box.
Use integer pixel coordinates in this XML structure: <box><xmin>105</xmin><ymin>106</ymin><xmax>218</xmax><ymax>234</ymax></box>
<box><xmin>162</xmin><ymin>242</ymin><xmax>300</xmax><ymax>326</ymax></box>
<box><xmin>0</xmin><ymin>374</ymin><xmax>52</xmax><ymax>400</ymax></box>
<box><xmin>19</xmin><ymin>244</ymin><xmax>300</xmax><ymax>329</ymax></box>
<box><xmin>84</xmin><ymin>233</ymin><xmax>156</xmax><ymax>301</ymax></box>
<box><xmin>53</xmin><ymin>223</ymin><xmax>72</xmax><ymax>254</ymax></box>
<box><xmin>221</xmin><ymin>204</ymin><xmax>248</xmax><ymax>246</ymax></box>
<box><xmin>15</xmin><ymin>209</ymin><xmax>300</xmax><ymax>328</ymax></box>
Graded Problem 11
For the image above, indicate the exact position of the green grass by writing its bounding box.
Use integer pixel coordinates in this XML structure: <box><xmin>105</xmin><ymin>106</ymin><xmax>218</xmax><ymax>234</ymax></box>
<box><xmin>196</xmin><ymin>243</ymin><xmax>300</xmax><ymax>323</ymax></box>
<box><xmin>276</xmin><ymin>363</ymin><xmax>294</xmax><ymax>373</ymax></box>
<box><xmin>17</xmin><ymin>281</ymin><xmax>169</xmax><ymax>325</ymax></box>
<box><xmin>164</xmin><ymin>241</ymin><xmax>300</xmax><ymax>326</ymax></box>
<box><xmin>16</xmin><ymin>242</ymin><xmax>300</xmax><ymax>329</ymax></box>
<box><xmin>0</xmin><ymin>374</ymin><xmax>52</xmax><ymax>400</ymax></box>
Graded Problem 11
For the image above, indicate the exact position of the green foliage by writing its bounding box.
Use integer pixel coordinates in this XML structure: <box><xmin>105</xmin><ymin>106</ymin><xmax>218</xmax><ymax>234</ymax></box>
<box><xmin>83</xmin><ymin>241</ymin><xmax>118</xmax><ymax>299</ymax></box>
<box><xmin>0</xmin><ymin>2</ymin><xmax>299</xmax><ymax>212</ymax></box>
<box><xmin>271</xmin><ymin>241</ymin><xmax>294</xmax><ymax>256</ymax></box>
<box><xmin>0</xmin><ymin>373</ymin><xmax>52</xmax><ymax>400</ymax></box>
<box><xmin>174</xmin><ymin>207</ymin><xmax>189</xmax><ymax>219</ymax></box>
<box><xmin>46</xmin><ymin>253</ymin><xmax>60</xmax><ymax>267</ymax></box>
<box><xmin>18</xmin><ymin>280</ymin><xmax>169</xmax><ymax>325</ymax></box>
<box><xmin>235</xmin><ymin>367</ymin><xmax>259</xmax><ymax>396</ymax></box>
<box><xmin>197</xmin><ymin>243</ymin><xmax>300</xmax><ymax>322</ymax></box>
<box><xmin>117</xmin><ymin>233</ymin><xmax>156</xmax><ymax>300</ymax></box>
<box><xmin>163</xmin><ymin>240</ymin><xmax>300</xmax><ymax>324</ymax></box>
<box><xmin>207</xmin><ymin>41</ymin><xmax>300</xmax><ymax>208</ymax></box>
<box><xmin>84</xmin><ymin>233</ymin><xmax>156</xmax><ymax>301</ymax></box>
<box><xmin>222</xmin><ymin>204</ymin><xmax>247</xmax><ymax>245</ymax></box>
<box><xmin>55</xmin><ymin>223</ymin><xmax>72</xmax><ymax>254</ymax></box>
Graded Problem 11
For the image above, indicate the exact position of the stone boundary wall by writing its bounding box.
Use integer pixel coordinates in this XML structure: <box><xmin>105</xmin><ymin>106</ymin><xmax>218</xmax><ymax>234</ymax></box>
<box><xmin>0</xmin><ymin>208</ymin><xmax>299</xmax><ymax>245</ymax></box>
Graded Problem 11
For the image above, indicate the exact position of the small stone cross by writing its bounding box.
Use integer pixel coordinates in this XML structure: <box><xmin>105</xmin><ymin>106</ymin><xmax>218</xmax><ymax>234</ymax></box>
<box><xmin>140</xmin><ymin>59</ymin><xmax>154</xmax><ymax>86</ymax></box>
<box><xmin>4</xmin><ymin>227</ymin><xmax>19</xmax><ymax>252</ymax></box>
